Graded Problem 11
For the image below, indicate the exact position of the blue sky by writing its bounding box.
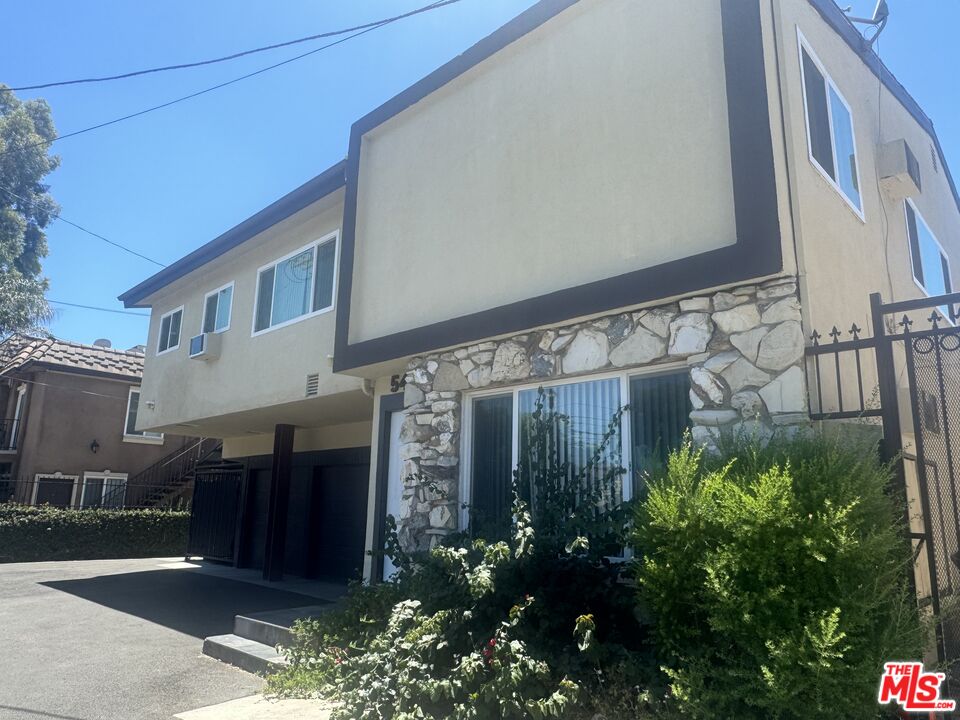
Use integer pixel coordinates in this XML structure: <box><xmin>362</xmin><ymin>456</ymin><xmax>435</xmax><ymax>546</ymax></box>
<box><xmin>2</xmin><ymin>0</ymin><xmax>958</xmax><ymax>350</ymax></box>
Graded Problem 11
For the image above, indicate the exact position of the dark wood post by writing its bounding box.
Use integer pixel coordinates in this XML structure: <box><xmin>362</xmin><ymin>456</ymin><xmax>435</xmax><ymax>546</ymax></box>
<box><xmin>263</xmin><ymin>424</ymin><xmax>295</xmax><ymax>581</ymax></box>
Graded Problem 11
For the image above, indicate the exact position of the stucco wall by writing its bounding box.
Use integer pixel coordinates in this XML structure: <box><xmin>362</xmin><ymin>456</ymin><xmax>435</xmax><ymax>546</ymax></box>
<box><xmin>775</xmin><ymin>0</ymin><xmax>960</xmax><ymax>339</ymax></box>
<box><xmin>138</xmin><ymin>190</ymin><xmax>365</xmax><ymax>435</ymax></box>
<box><xmin>348</xmin><ymin>0</ymin><xmax>740</xmax><ymax>345</ymax></box>
<box><xmin>10</xmin><ymin>370</ymin><xmax>190</xmax><ymax>486</ymax></box>
<box><xmin>221</xmin><ymin>420</ymin><xmax>373</xmax><ymax>459</ymax></box>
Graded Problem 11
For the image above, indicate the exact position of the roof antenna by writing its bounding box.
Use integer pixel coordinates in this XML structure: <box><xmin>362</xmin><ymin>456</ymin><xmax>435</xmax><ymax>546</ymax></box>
<box><xmin>845</xmin><ymin>0</ymin><xmax>889</xmax><ymax>47</ymax></box>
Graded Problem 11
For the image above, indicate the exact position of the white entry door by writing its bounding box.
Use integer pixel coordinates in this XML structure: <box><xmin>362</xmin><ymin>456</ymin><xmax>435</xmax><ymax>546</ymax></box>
<box><xmin>382</xmin><ymin>411</ymin><xmax>404</xmax><ymax>581</ymax></box>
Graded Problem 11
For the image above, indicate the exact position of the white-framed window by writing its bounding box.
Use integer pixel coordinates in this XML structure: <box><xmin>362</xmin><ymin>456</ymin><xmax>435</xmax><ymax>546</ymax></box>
<box><xmin>201</xmin><ymin>282</ymin><xmax>234</xmax><ymax>334</ymax></box>
<box><xmin>31</xmin><ymin>472</ymin><xmax>80</xmax><ymax>507</ymax></box>
<box><xmin>797</xmin><ymin>29</ymin><xmax>864</xmax><ymax>220</ymax></box>
<box><xmin>123</xmin><ymin>386</ymin><xmax>164</xmax><ymax>444</ymax></box>
<box><xmin>157</xmin><ymin>306</ymin><xmax>184</xmax><ymax>355</ymax></box>
<box><xmin>905</xmin><ymin>199</ymin><xmax>954</xmax><ymax>306</ymax></box>
<box><xmin>459</xmin><ymin>367</ymin><xmax>691</xmax><ymax>538</ymax></box>
<box><xmin>252</xmin><ymin>231</ymin><xmax>339</xmax><ymax>336</ymax></box>
<box><xmin>2</xmin><ymin>384</ymin><xmax>27</xmax><ymax>453</ymax></box>
<box><xmin>80</xmin><ymin>471</ymin><xmax>128</xmax><ymax>509</ymax></box>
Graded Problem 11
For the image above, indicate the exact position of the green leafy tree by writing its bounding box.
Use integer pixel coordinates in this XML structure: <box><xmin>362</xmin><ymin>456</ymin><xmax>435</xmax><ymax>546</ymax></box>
<box><xmin>0</xmin><ymin>84</ymin><xmax>58</xmax><ymax>334</ymax></box>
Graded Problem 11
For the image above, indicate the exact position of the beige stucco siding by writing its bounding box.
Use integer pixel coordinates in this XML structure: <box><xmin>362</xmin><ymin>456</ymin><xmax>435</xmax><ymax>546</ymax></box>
<box><xmin>348</xmin><ymin>0</ymin><xmax>739</xmax><ymax>345</ymax></box>
<box><xmin>775</xmin><ymin>0</ymin><xmax>960</xmax><ymax>339</ymax></box>
<box><xmin>138</xmin><ymin>190</ymin><xmax>368</xmax><ymax>435</ymax></box>
<box><xmin>221</xmin><ymin>420</ymin><xmax>373</xmax><ymax>459</ymax></box>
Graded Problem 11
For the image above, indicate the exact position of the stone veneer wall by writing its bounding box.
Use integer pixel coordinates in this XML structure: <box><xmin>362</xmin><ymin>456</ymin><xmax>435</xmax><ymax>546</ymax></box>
<box><xmin>396</xmin><ymin>276</ymin><xmax>807</xmax><ymax>551</ymax></box>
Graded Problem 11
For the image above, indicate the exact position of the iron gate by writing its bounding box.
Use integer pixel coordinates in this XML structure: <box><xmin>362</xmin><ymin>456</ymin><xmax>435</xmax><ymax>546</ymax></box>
<box><xmin>186</xmin><ymin>465</ymin><xmax>244</xmax><ymax>562</ymax></box>
<box><xmin>806</xmin><ymin>290</ymin><xmax>960</xmax><ymax>668</ymax></box>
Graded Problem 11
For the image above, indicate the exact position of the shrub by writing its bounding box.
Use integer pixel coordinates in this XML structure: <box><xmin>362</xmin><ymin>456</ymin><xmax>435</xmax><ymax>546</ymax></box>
<box><xmin>0</xmin><ymin>504</ymin><xmax>189</xmax><ymax>562</ymax></box>
<box><xmin>633</xmin><ymin>434</ymin><xmax>925</xmax><ymax>719</ymax></box>
<box><xmin>269</xmin><ymin>388</ymin><xmax>666</xmax><ymax>719</ymax></box>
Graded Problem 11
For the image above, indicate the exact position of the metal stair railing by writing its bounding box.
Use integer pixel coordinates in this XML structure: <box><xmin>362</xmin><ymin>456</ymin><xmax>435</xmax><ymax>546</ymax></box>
<box><xmin>98</xmin><ymin>437</ymin><xmax>221</xmax><ymax>509</ymax></box>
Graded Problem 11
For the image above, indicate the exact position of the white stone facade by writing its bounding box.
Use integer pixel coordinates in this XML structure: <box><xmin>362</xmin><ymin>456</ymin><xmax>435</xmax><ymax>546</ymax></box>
<box><xmin>396</xmin><ymin>276</ymin><xmax>807</xmax><ymax>551</ymax></box>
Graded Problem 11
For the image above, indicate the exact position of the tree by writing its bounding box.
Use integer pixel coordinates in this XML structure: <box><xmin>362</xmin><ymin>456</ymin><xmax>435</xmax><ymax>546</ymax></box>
<box><xmin>0</xmin><ymin>83</ymin><xmax>58</xmax><ymax>334</ymax></box>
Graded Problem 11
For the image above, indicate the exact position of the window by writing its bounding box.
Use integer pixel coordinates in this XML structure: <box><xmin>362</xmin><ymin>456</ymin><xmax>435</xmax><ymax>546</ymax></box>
<box><xmin>157</xmin><ymin>306</ymin><xmax>183</xmax><ymax>354</ymax></box>
<box><xmin>253</xmin><ymin>232</ymin><xmax>338</xmax><ymax>334</ymax></box>
<box><xmin>80</xmin><ymin>472</ymin><xmax>127</xmax><ymax>509</ymax></box>
<box><xmin>32</xmin><ymin>473</ymin><xmax>79</xmax><ymax>507</ymax></box>
<box><xmin>3</xmin><ymin>384</ymin><xmax>26</xmax><ymax>452</ymax></box>
<box><xmin>202</xmin><ymin>282</ymin><xmax>234</xmax><ymax>333</ymax></box>
<box><xmin>906</xmin><ymin>200</ymin><xmax>953</xmax><ymax>309</ymax></box>
<box><xmin>124</xmin><ymin>387</ymin><xmax>163</xmax><ymax>444</ymax></box>
<box><xmin>798</xmin><ymin>32</ymin><xmax>863</xmax><ymax>218</ymax></box>
<box><xmin>464</xmin><ymin>370</ymin><xmax>690</xmax><ymax>535</ymax></box>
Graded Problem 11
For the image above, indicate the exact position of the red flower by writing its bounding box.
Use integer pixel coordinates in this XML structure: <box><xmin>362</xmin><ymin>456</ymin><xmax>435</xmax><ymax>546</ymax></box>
<box><xmin>488</xmin><ymin>638</ymin><xmax>497</xmax><ymax>647</ymax></box>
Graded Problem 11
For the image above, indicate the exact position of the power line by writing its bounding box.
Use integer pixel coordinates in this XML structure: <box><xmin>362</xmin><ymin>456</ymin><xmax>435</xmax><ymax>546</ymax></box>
<box><xmin>3</xmin><ymin>0</ymin><xmax>463</xmax><ymax>92</ymax></box>
<box><xmin>2</xmin><ymin>372</ymin><xmax>135</xmax><ymax>401</ymax></box>
<box><xmin>0</xmin><ymin>183</ymin><xmax>166</xmax><ymax>267</ymax></box>
<box><xmin>0</xmin><ymin>0</ymin><xmax>462</xmax><ymax>156</ymax></box>
<box><xmin>49</xmin><ymin>300</ymin><xmax>149</xmax><ymax>317</ymax></box>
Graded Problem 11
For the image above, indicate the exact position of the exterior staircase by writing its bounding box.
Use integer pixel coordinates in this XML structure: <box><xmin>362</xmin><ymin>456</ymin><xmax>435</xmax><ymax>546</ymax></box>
<box><xmin>102</xmin><ymin>437</ymin><xmax>226</xmax><ymax>509</ymax></box>
<box><xmin>202</xmin><ymin>605</ymin><xmax>332</xmax><ymax>674</ymax></box>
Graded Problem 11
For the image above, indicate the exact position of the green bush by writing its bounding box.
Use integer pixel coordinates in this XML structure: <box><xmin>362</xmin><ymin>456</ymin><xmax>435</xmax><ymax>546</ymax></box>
<box><xmin>0</xmin><ymin>504</ymin><xmax>189</xmax><ymax>562</ymax></box>
<box><xmin>269</xmin><ymin>388</ymin><xmax>665</xmax><ymax>719</ymax></box>
<box><xmin>633</xmin><ymin>434</ymin><xmax>925</xmax><ymax>719</ymax></box>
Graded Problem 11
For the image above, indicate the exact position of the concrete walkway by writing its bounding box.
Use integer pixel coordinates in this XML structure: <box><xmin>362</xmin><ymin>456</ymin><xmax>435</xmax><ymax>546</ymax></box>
<box><xmin>175</xmin><ymin>694</ymin><xmax>333</xmax><ymax>719</ymax></box>
<box><xmin>0</xmin><ymin>557</ymin><xmax>329</xmax><ymax>720</ymax></box>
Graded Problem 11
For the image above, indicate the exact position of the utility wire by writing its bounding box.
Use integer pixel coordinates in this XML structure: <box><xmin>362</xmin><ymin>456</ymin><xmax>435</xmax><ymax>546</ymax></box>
<box><xmin>0</xmin><ymin>0</ymin><xmax>462</xmax><ymax>157</ymax></box>
<box><xmin>0</xmin><ymin>183</ymin><xmax>166</xmax><ymax>267</ymax></box>
<box><xmin>3</xmin><ymin>0</ymin><xmax>463</xmax><ymax>92</ymax></box>
<box><xmin>1</xmin><ymin>183</ymin><xmax>166</xmax><ymax>267</ymax></box>
<box><xmin>48</xmin><ymin>300</ymin><xmax>150</xmax><ymax>317</ymax></box>
<box><xmin>2</xmin><ymin>372</ymin><xmax>136</xmax><ymax>401</ymax></box>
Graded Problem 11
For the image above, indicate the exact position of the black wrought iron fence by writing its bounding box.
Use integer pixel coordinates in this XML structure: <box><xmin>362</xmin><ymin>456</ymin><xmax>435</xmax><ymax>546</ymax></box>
<box><xmin>0</xmin><ymin>476</ymin><xmax>193</xmax><ymax>510</ymax></box>
<box><xmin>806</xmin><ymin>290</ymin><xmax>960</xmax><ymax>679</ymax></box>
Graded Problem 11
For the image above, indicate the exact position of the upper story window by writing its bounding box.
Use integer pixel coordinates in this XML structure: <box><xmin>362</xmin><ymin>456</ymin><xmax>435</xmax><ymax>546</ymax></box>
<box><xmin>202</xmin><ymin>282</ymin><xmax>234</xmax><ymax>334</ymax></box>
<box><xmin>253</xmin><ymin>231</ymin><xmax>338</xmax><ymax>335</ymax></box>
<box><xmin>905</xmin><ymin>200</ymin><xmax>953</xmax><ymax>300</ymax></box>
<box><xmin>124</xmin><ymin>387</ymin><xmax>163</xmax><ymax>444</ymax></box>
<box><xmin>157</xmin><ymin>306</ymin><xmax>183</xmax><ymax>354</ymax></box>
<box><xmin>797</xmin><ymin>31</ymin><xmax>863</xmax><ymax>219</ymax></box>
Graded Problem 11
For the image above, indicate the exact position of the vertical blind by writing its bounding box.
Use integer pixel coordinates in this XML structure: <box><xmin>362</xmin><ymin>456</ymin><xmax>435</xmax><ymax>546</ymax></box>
<box><xmin>313</xmin><ymin>240</ymin><xmax>336</xmax><ymax>311</ymax></box>
<box><xmin>518</xmin><ymin>377</ymin><xmax>623</xmax><ymax>513</ymax></box>
<box><xmin>629</xmin><ymin>371</ymin><xmax>691</xmax><ymax>497</ymax></box>
<box><xmin>470</xmin><ymin>395</ymin><xmax>514</xmax><ymax>537</ymax></box>
<box><xmin>272</xmin><ymin>248</ymin><xmax>314</xmax><ymax>326</ymax></box>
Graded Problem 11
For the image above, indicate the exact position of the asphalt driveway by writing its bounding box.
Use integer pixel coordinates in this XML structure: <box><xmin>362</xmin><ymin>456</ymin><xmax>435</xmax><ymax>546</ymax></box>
<box><xmin>0</xmin><ymin>558</ymin><xmax>323</xmax><ymax>720</ymax></box>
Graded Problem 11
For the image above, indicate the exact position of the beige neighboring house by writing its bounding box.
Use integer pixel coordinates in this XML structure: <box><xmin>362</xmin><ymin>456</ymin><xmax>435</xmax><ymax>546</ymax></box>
<box><xmin>0</xmin><ymin>334</ymin><xmax>199</xmax><ymax>509</ymax></box>
<box><xmin>119</xmin><ymin>0</ymin><xmax>959</xmax><ymax>584</ymax></box>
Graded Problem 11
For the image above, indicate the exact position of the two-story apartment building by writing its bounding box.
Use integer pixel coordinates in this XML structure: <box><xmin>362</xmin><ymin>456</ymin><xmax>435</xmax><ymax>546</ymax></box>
<box><xmin>0</xmin><ymin>334</ymin><xmax>195</xmax><ymax>507</ymax></box>
<box><xmin>120</xmin><ymin>0</ymin><xmax>960</xmax><ymax>584</ymax></box>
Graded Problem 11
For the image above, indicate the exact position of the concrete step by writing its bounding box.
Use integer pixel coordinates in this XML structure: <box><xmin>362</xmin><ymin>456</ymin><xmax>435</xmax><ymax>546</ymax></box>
<box><xmin>234</xmin><ymin>605</ymin><xmax>332</xmax><ymax>649</ymax></box>
<box><xmin>202</xmin><ymin>634</ymin><xmax>288</xmax><ymax>675</ymax></box>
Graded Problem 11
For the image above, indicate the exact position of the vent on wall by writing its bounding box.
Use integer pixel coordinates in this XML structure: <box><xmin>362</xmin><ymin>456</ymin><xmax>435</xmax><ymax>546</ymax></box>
<box><xmin>932</xmin><ymin>144</ymin><xmax>940</xmax><ymax>174</ymax></box>
<box><xmin>305</xmin><ymin>373</ymin><xmax>320</xmax><ymax>398</ymax></box>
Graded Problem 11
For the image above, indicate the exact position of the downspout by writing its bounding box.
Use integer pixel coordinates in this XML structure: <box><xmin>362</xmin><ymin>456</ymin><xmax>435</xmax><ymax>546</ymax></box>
<box><xmin>769</xmin><ymin>0</ymin><xmax>805</xmax><ymax>298</ymax></box>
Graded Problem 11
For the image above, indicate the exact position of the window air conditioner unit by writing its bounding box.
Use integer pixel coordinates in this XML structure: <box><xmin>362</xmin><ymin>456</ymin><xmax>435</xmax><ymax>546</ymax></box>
<box><xmin>188</xmin><ymin>332</ymin><xmax>221</xmax><ymax>361</ymax></box>
<box><xmin>878</xmin><ymin>139</ymin><xmax>922</xmax><ymax>201</ymax></box>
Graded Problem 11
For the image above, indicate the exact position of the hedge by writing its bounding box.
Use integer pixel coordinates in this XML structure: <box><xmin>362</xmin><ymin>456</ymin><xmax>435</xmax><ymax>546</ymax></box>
<box><xmin>0</xmin><ymin>504</ymin><xmax>190</xmax><ymax>563</ymax></box>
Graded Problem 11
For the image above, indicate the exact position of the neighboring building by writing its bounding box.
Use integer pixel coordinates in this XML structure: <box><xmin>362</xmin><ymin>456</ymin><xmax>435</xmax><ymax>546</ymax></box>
<box><xmin>120</xmin><ymin>0</ymin><xmax>960</xmax><ymax>584</ymax></box>
<box><xmin>0</xmin><ymin>334</ymin><xmax>200</xmax><ymax>509</ymax></box>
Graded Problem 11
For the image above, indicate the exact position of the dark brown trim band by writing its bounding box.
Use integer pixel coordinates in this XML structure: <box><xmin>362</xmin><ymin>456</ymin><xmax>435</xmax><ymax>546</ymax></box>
<box><xmin>334</xmin><ymin>0</ymin><xmax>782</xmax><ymax>372</ymax></box>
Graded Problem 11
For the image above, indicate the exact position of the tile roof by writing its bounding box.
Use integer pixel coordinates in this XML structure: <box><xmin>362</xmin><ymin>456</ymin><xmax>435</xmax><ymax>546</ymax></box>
<box><xmin>0</xmin><ymin>334</ymin><xmax>144</xmax><ymax>379</ymax></box>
